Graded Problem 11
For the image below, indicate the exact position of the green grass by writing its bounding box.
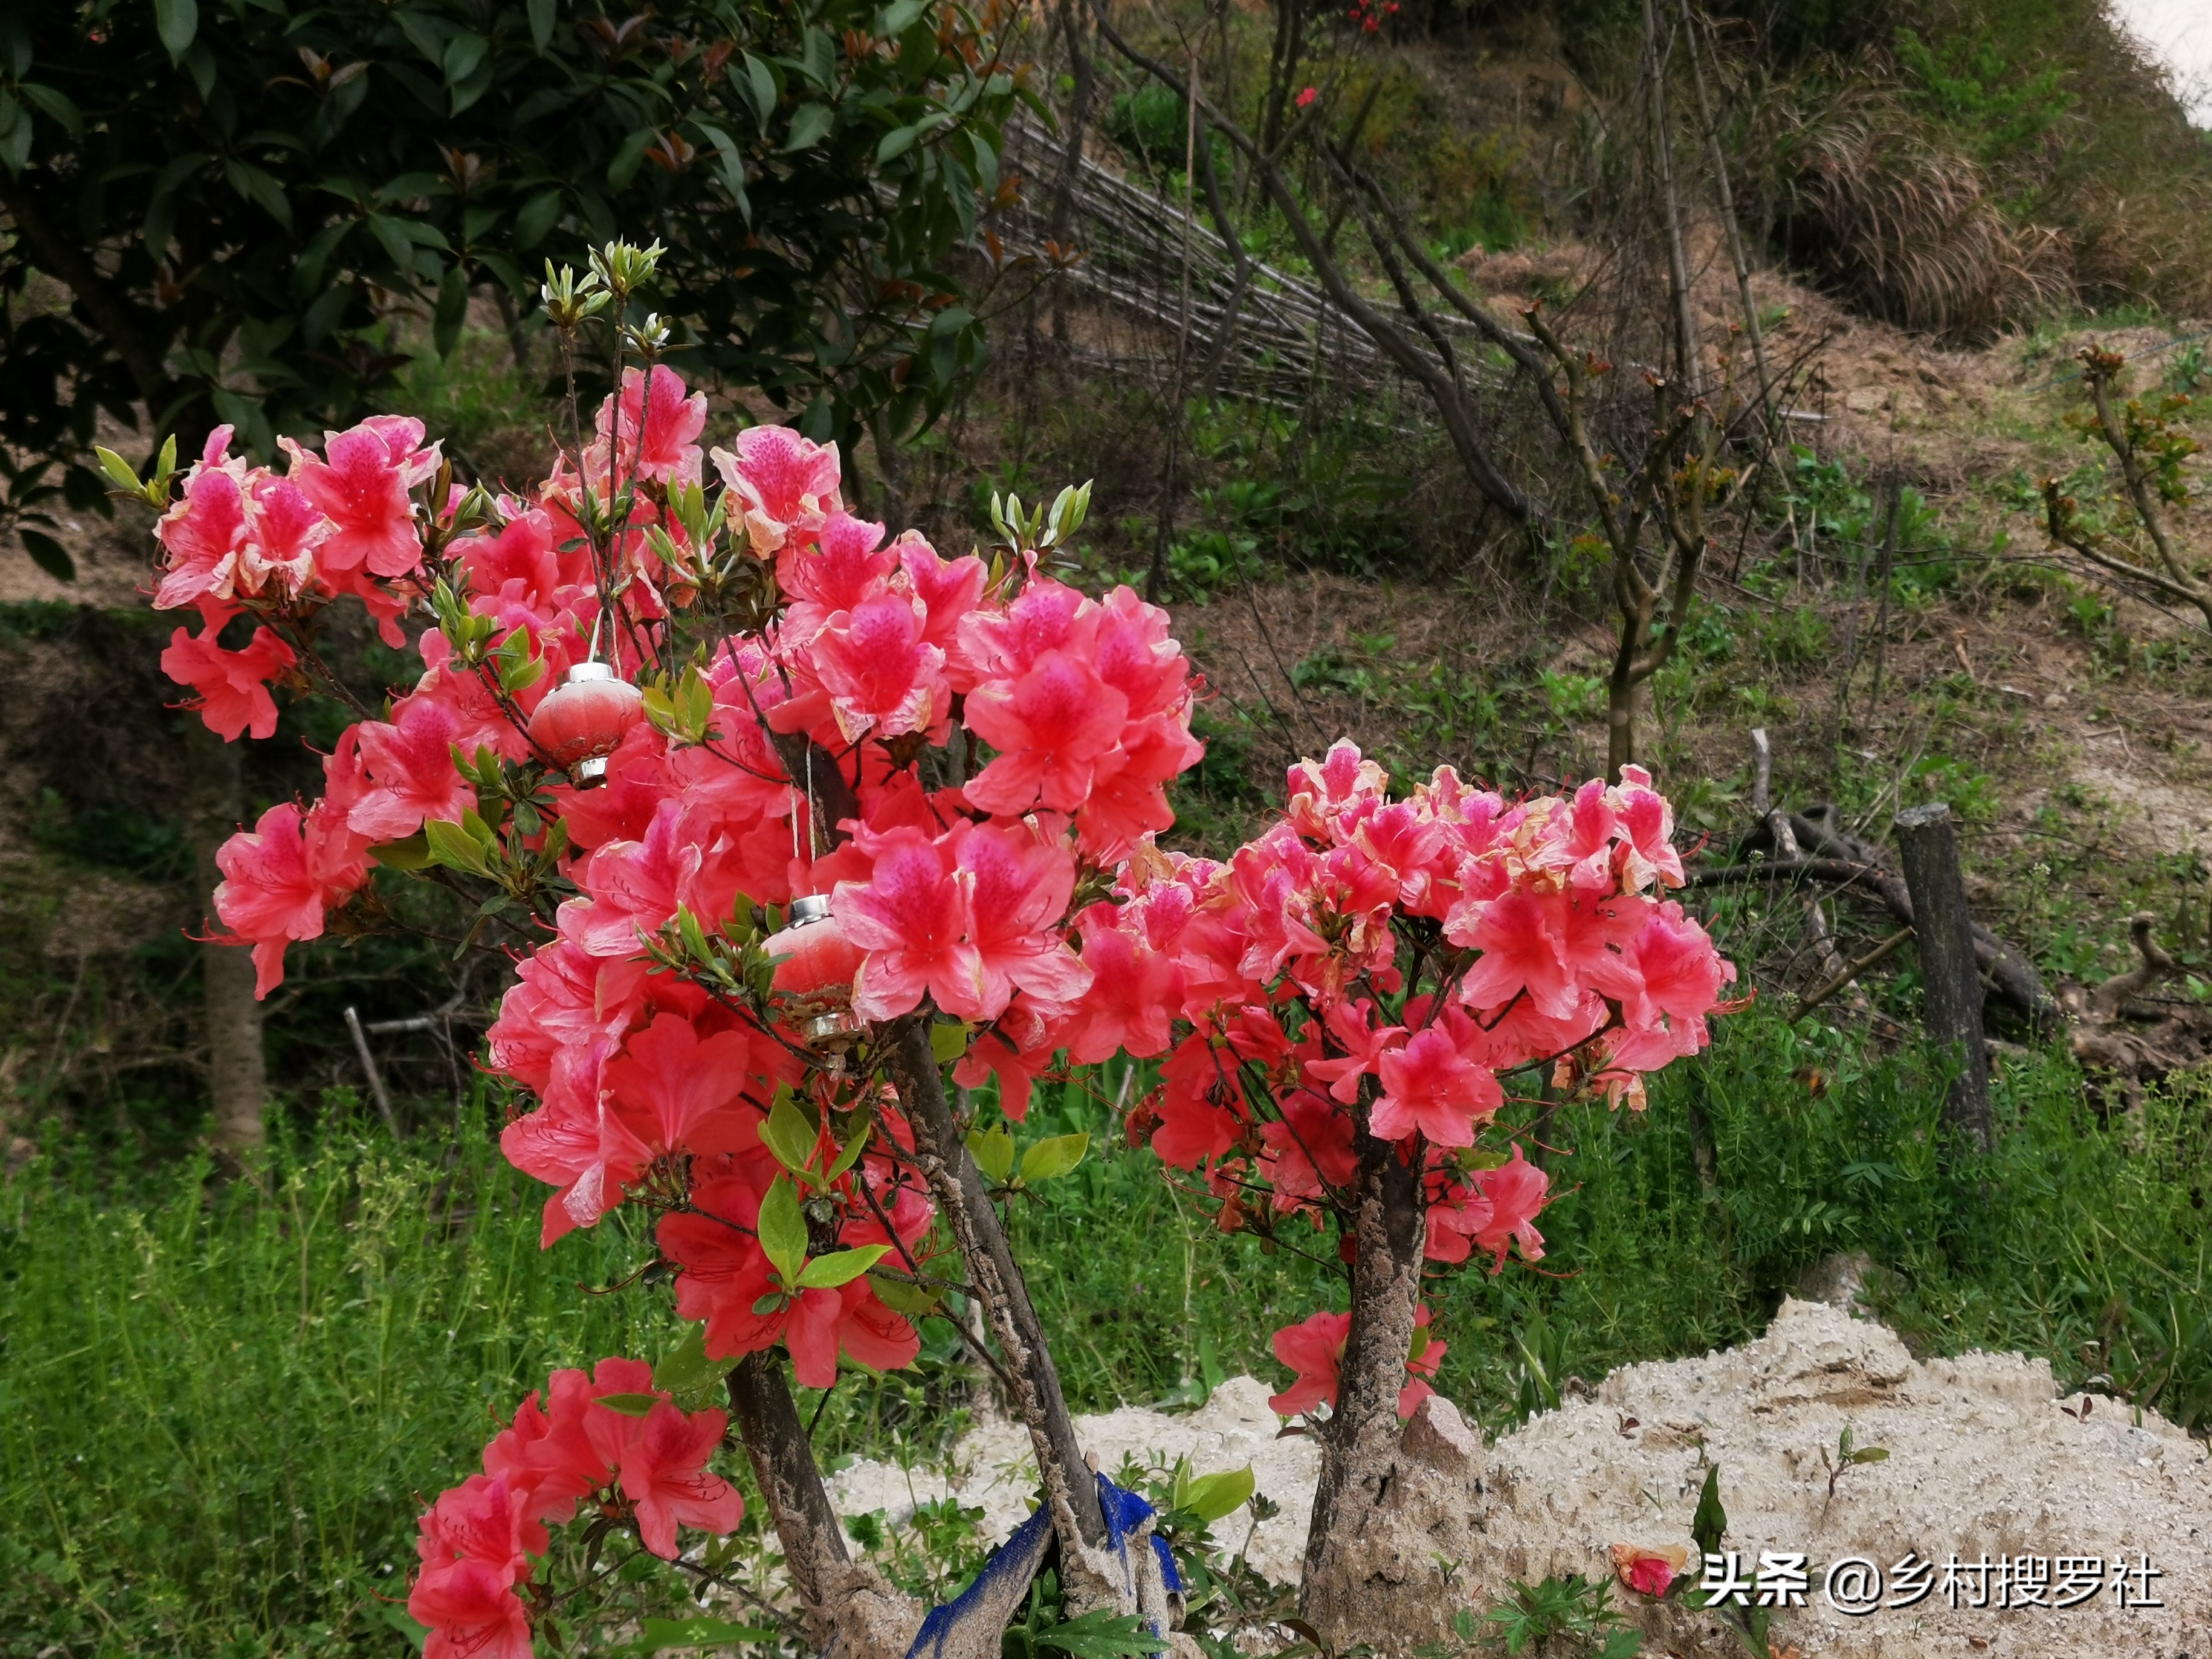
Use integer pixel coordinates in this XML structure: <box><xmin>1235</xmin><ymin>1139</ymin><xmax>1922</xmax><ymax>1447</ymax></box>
<box><xmin>2</xmin><ymin>1013</ymin><xmax>2205</xmax><ymax>1655</ymax></box>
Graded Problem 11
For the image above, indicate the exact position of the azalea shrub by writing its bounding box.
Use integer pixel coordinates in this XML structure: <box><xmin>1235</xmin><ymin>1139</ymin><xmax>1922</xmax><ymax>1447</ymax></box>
<box><xmin>127</xmin><ymin>241</ymin><xmax>1732</xmax><ymax>1652</ymax></box>
<box><xmin>415</xmin><ymin>1361</ymin><xmax>743</xmax><ymax>1658</ymax></box>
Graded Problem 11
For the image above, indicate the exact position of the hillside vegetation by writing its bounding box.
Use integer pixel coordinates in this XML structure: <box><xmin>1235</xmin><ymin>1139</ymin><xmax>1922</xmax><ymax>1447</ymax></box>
<box><xmin>3</xmin><ymin>0</ymin><xmax>2212</xmax><ymax>1652</ymax></box>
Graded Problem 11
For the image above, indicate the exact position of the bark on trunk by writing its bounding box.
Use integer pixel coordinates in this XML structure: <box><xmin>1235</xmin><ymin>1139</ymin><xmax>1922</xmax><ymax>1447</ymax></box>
<box><xmin>1606</xmin><ymin>612</ymin><xmax>1644</xmax><ymax>781</ymax></box>
<box><xmin>1298</xmin><ymin>1122</ymin><xmax>1424</xmax><ymax>1640</ymax></box>
<box><xmin>886</xmin><ymin>1020</ymin><xmax>1106</xmax><ymax>1555</ymax></box>
<box><xmin>727</xmin><ymin>1352</ymin><xmax>921</xmax><ymax>1658</ymax></box>
<box><xmin>186</xmin><ymin>720</ymin><xmax>266</xmax><ymax>1151</ymax></box>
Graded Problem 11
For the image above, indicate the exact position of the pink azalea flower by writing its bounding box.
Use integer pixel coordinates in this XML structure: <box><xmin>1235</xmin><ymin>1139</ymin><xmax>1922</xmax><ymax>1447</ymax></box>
<box><xmin>212</xmin><ymin>799</ymin><xmax>369</xmax><ymax>995</ymax></box>
<box><xmin>1267</xmin><ymin>1304</ymin><xmax>1443</xmax><ymax>1418</ymax></box>
<box><xmin>947</xmin><ymin>820</ymin><xmax>1091</xmax><ymax>1020</ymax></box>
<box><xmin>600</xmin><ymin>1011</ymin><xmax>766</xmax><ymax>1161</ymax></box>
<box><xmin>161</xmin><ymin>622</ymin><xmax>296</xmax><ymax>741</ymax></box>
<box><xmin>1469</xmin><ymin>1144</ymin><xmax>1549</xmax><ymax>1271</ymax></box>
<box><xmin>613</xmin><ymin>1401</ymin><xmax>745</xmax><ymax>1559</ymax></box>
<box><xmin>598</xmin><ymin>364</ymin><xmax>707</xmax><ymax>486</ymax></box>
<box><xmin>153</xmin><ymin>434</ymin><xmax>249</xmax><ymax>611</ymax></box>
<box><xmin>1454</xmin><ymin>888</ymin><xmax>1580</xmax><ymax>1020</ymax></box>
<box><xmin>809</xmin><ymin>590</ymin><xmax>945</xmax><ymax>740</ymax></box>
<box><xmin>962</xmin><ymin>649</ymin><xmax>1130</xmax><ymax>816</ymax></box>
<box><xmin>836</xmin><ymin>826</ymin><xmax>979</xmax><ymax>1022</ymax></box>
<box><xmin>411</xmin><ymin>1557</ymin><xmax>534</xmax><ymax>1659</ymax></box>
<box><xmin>1372</xmin><ymin>1019</ymin><xmax>1501</xmax><ymax>1147</ymax></box>
<box><xmin>281</xmin><ymin>416</ymin><xmax>437</xmax><ymax>578</ymax></box>
<box><xmin>709</xmin><ymin>424</ymin><xmax>843</xmax><ymax>554</ymax></box>
<box><xmin>347</xmin><ymin>697</ymin><xmax>477</xmax><ymax>841</ymax></box>
<box><xmin>235</xmin><ymin>472</ymin><xmax>331</xmax><ymax>598</ymax></box>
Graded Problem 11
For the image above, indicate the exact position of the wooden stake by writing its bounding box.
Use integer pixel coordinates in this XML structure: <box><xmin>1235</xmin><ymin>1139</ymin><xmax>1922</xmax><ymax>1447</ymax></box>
<box><xmin>1894</xmin><ymin>803</ymin><xmax>1994</xmax><ymax>1150</ymax></box>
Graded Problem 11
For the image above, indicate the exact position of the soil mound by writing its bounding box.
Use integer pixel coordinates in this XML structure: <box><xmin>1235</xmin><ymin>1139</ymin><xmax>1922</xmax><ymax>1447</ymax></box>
<box><xmin>828</xmin><ymin>1299</ymin><xmax>2210</xmax><ymax>1656</ymax></box>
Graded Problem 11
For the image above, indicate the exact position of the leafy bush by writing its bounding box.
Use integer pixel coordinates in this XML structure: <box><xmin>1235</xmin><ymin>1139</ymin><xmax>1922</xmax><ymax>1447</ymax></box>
<box><xmin>0</xmin><ymin>0</ymin><xmax>1015</xmax><ymax>537</ymax></box>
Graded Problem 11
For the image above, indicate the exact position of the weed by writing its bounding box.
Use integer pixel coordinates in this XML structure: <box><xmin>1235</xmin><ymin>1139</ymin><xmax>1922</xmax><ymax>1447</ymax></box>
<box><xmin>1473</xmin><ymin>1574</ymin><xmax>1640</xmax><ymax>1657</ymax></box>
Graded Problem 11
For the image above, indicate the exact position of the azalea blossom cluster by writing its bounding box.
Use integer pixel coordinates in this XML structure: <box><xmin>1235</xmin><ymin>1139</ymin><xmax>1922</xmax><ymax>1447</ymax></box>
<box><xmin>411</xmin><ymin>1359</ymin><xmax>743</xmax><ymax>1659</ymax></box>
<box><xmin>1054</xmin><ymin>742</ymin><xmax>1734</xmax><ymax>1417</ymax></box>
<box><xmin>147</xmin><ymin>360</ymin><xmax>1207</xmax><ymax>1403</ymax></box>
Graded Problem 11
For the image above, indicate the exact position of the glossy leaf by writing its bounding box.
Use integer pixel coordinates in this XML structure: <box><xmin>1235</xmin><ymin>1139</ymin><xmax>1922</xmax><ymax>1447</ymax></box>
<box><xmin>757</xmin><ymin>1175</ymin><xmax>808</xmax><ymax>1285</ymax></box>
<box><xmin>967</xmin><ymin>1125</ymin><xmax>1014</xmax><ymax>1184</ymax></box>
<box><xmin>795</xmin><ymin>1244</ymin><xmax>888</xmax><ymax>1289</ymax></box>
<box><xmin>1019</xmin><ymin>1132</ymin><xmax>1088</xmax><ymax>1185</ymax></box>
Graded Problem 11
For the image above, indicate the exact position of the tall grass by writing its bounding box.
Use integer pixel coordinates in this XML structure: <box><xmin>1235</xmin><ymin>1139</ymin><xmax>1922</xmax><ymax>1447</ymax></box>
<box><xmin>3</xmin><ymin>1018</ymin><xmax>2205</xmax><ymax>1655</ymax></box>
<box><xmin>0</xmin><ymin>1119</ymin><xmax>675</xmax><ymax>1658</ymax></box>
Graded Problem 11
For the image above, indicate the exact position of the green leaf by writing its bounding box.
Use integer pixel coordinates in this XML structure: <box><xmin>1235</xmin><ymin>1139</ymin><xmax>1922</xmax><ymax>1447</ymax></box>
<box><xmin>18</xmin><ymin>530</ymin><xmax>73</xmax><ymax>583</ymax></box>
<box><xmin>1598</xmin><ymin>1630</ymin><xmax>1643</xmax><ymax>1659</ymax></box>
<box><xmin>1849</xmin><ymin>1446</ymin><xmax>1889</xmax><ymax>1465</ymax></box>
<box><xmin>1019</xmin><ymin>1132</ymin><xmax>1088</xmax><ymax>1185</ymax></box>
<box><xmin>782</xmin><ymin>102</ymin><xmax>834</xmax><ymax>153</ymax></box>
<box><xmin>153</xmin><ymin>0</ymin><xmax>198</xmax><ymax>61</ymax></box>
<box><xmin>527</xmin><ymin>0</ymin><xmax>557</xmax><ymax>49</ymax></box>
<box><xmin>876</xmin><ymin>124</ymin><xmax>919</xmax><ymax>166</ymax></box>
<box><xmin>514</xmin><ymin>187</ymin><xmax>561</xmax><ymax>252</ymax></box>
<box><xmin>223</xmin><ymin>161</ymin><xmax>292</xmax><ymax>230</ymax></box>
<box><xmin>758</xmin><ymin>1175</ymin><xmax>808</xmax><ymax>1285</ymax></box>
<box><xmin>762</xmin><ymin>1094</ymin><xmax>819</xmax><ymax>1178</ymax></box>
<box><xmin>877</xmin><ymin>0</ymin><xmax>927</xmax><ymax>38</ymax></box>
<box><xmin>442</xmin><ymin>32</ymin><xmax>489</xmax><ymax>85</ymax></box>
<box><xmin>0</xmin><ymin>107</ymin><xmax>28</xmax><ymax>177</ymax></box>
<box><xmin>737</xmin><ymin>53</ymin><xmax>779</xmax><ymax>130</ymax></box>
<box><xmin>930</xmin><ymin>1020</ymin><xmax>970</xmax><ymax>1062</ymax></box>
<box><xmin>1178</xmin><ymin>1464</ymin><xmax>1254</xmax><ymax>1524</ymax></box>
<box><xmin>825</xmin><ymin>1122</ymin><xmax>871</xmax><ymax>1182</ymax></box>
<box><xmin>595</xmin><ymin>1391</ymin><xmax>662</xmax><ymax>1418</ymax></box>
<box><xmin>424</xmin><ymin>818</ymin><xmax>493</xmax><ymax>877</ymax></box>
<box><xmin>1690</xmin><ymin>1464</ymin><xmax>1726</xmax><ymax>1561</ymax></box>
<box><xmin>434</xmin><ymin>263</ymin><xmax>469</xmax><ymax>358</ymax></box>
<box><xmin>966</xmin><ymin>1125</ymin><xmax>1014</xmax><ymax>1184</ymax></box>
<box><xmin>370</xmin><ymin>832</ymin><xmax>434</xmax><ymax>871</ymax></box>
<box><xmin>866</xmin><ymin>1270</ymin><xmax>939</xmax><ymax>1315</ymax></box>
<box><xmin>652</xmin><ymin>1324</ymin><xmax>740</xmax><ymax>1410</ymax></box>
<box><xmin>796</xmin><ymin>1244</ymin><xmax>888</xmax><ymax>1289</ymax></box>
<box><xmin>1035</xmin><ymin>1609</ymin><xmax>1165</xmax><ymax>1659</ymax></box>
<box><xmin>18</xmin><ymin>84</ymin><xmax>81</xmax><ymax>136</ymax></box>
<box><xmin>92</xmin><ymin>446</ymin><xmax>142</xmax><ymax>492</ymax></box>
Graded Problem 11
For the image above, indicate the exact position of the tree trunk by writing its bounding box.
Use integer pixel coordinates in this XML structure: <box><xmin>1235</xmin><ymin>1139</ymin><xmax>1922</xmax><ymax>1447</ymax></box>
<box><xmin>1298</xmin><ymin>1121</ymin><xmax>1424</xmax><ymax>1641</ymax></box>
<box><xmin>886</xmin><ymin>1021</ymin><xmax>1107</xmax><ymax>1553</ymax></box>
<box><xmin>726</xmin><ymin>1353</ymin><xmax>920</xmax><ymax>1659</ymax></box>
<box><xmin>1606</xmin><ymin>609</ymin><xmax>1645</xmax><ymax>781</ymax></box>
<box><xmin>186</xmin><ymin>720</ymin><xmax>266</xmax><ymax>1151</ymax></box>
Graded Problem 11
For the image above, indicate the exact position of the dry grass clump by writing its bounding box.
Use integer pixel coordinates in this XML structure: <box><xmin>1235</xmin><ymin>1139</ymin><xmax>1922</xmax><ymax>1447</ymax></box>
<box><xmin>1774</xmin><ymin>82</ymin><xmax>2070</xmax><ymax>343</ymax></box>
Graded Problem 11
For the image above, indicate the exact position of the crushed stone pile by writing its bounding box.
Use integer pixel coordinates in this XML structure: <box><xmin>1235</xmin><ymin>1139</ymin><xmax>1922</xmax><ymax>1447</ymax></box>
<box><xmin>828</xmin><ymin>1299</ymin><xmax>2210</xmax><ymax>1657</ymax></box>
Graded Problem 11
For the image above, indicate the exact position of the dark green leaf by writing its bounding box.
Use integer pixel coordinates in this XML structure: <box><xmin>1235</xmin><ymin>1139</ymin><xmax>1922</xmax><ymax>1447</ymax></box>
<box><xmin>1035</xmin><ymin>1610</ymin><xmax>1165</xmax><ymax>1658</ymax></box>
<box><xmin>876</xmin><ymin>123</ymin><xmax>919</xmax><ymax>165</ymax></box>
<box><xmin>594</xmin><ymin>1392</ymin><xmax>661</xmax><ymax>1418</ymax></box>
<box><xmin>736</xmin><ymin>53</ymin><xmax>778</xmax><ymax>130</ymax></box>
<box><xmin>1691</xmin><ymin>1465</ymin><xmax>1726</xmax><ymax>1561</ymax></box>
<box><xmin>18</xmin><ymin>84</ymin><xmax>81</xmax><ymax>136</ymax></box>
<box><xmin>783</xmin><ymin>102</ymin><xmax>834</xmax><ymax>153</ymax></box>
<box><xmin>18</xmin><ymin>530</ymin><xmax>73</xmax><ymax>583</ymax></box>
<box><xmin>514</xmin><ymin>187</ymin><xmax>561</xmax><ymax>252</ymax></box>
<box><xmin>153</xmin><ymin>0</ymin><xmax>198</xmax><ymax>61</ymax></box>
<box><xmin>434</xmin><ymin>263</ymin><xmax>469</xmax><ymax>358</ymax></box>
